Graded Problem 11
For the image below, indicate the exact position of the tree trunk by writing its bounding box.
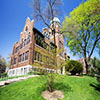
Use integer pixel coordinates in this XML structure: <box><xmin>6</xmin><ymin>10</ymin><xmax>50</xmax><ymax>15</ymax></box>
<box><xmin>84</xmin><ymin>57</ymin><xmax>89</xmax><ymax>75</ymax></box>
<box><xmin>84</xmin><ymin>49</ymin><xmax>89</xmax><ymax>75</ymax></box>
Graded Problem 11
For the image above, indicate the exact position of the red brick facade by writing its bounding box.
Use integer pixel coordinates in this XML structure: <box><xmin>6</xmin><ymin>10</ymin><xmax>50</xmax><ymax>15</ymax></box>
<box><xmin>8</xmin><ymin>17</ymin><xmax>67</xmax><ymax>76</ymax></box>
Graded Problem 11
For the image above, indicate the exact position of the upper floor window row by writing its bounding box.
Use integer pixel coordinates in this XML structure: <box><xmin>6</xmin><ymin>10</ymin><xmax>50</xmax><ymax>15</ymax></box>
<box><xmin>12</xmin><ymin>36</ymin><xmax>31</xmax><ymax>55</ymax></box>
<box><xmin>34</xmin><ymin>51</ymin><xmax>54</xmax><ymax>65</ymax></box>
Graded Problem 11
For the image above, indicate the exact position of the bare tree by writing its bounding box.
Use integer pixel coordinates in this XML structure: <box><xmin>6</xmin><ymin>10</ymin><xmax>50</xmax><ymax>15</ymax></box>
<box><xmin>31</xmin><ymin>0</ymin><xmax>62</xmax><ymax>45</ymax></box>
<box><xmin>31</xmin><ymin>0</ymin><xmax>62</xmax><ymax>27</ymax></box>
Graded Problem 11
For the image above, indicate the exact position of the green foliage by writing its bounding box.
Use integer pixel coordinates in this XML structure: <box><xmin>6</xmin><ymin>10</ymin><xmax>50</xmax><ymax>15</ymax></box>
<box><xmin>66</xmin><ymin>60</ymin><xmax>83</xmax><ymax>75</ymax></box>
<box><xmin>63</xmin><ymin>0</ymin><xmax>100</xmax><ymax>56</ymax></box>
<box><xmin>62</xmin><ymin>0</ymin><xmax>100</xmax><ymax>74</ymax></box>
<box><xmin>28</xmin><ymin>70</ymin><xmax>46</xmax><ymax>75</ymax></box>
<box><xmin>0</xmin><ymin>72</ymin><xmax>8</xmax><ymax>78</ymax></box>
<box><xmin>0</xmin><ymin>55</ymin><xmax>7</xmax><ymax>77</ymax></box>
<box><xmin>90</xmin><ymin>68</ymin><xmax>95</xmax><ymax>77</ymax></box>
<box><xmin>31</xmin><ymin>46</ymin><xmax>56</xmax><ymax>92</ymax></box>
<box><xmin>90</xmin><ymin>57</ymin><xmax>100</xmax><ymax>82</ymax></box>
<box><xmin>0</xmin><ymin>55</ymin><xmax>6</xmax><ymax>67</ymax></box>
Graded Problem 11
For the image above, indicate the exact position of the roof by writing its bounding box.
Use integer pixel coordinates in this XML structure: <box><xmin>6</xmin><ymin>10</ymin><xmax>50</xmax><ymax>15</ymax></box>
<box><xmin>50</xmin><ymin>17</ymin><xmax>60</xmax><ymax>24</ymax></box>
<box><xmin>33</xmin><ymin>27</ymin><xmax>44</xmax><ymax>38</ymax></box>
<box><xmin>50</xmin><ymin>42</ymin><xmax>57</xmax><ymax>48</ymax></box>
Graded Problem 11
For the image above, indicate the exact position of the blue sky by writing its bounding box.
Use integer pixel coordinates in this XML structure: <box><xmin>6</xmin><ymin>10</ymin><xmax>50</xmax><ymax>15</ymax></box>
<box><xmin>0</xmin><ymin>0</ymin><xmax>99</xmax><ymax>61</ymax></box>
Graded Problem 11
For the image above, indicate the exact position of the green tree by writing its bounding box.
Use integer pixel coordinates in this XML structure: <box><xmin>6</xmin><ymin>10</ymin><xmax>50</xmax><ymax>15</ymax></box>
<box><xmin>32</xmin><ymin>44</ymin><xmax>65</xmax><ymax>92</ymax></box>
<box><xmin>90</xmin><ymin>57</ymin><xmax>100</xmax><ymax>73</ymax></box>
<box><xmin>65</xmin><ymin>60</ymin><xmax>83</xmax><ymax>75</ymax></box>
<box><xmin>0</xmin><ymin>55</ymin><xmax>7</xmax><ymax>77</ymax></box>
<box><xmin>90</xmin><ymin>57</ymin><xmax>100</xmax><ymax>82</ymax></box>
<box><xmin>62</xmin><ymin>0</ymin><xmax>100</xmax><ymax>74</ymax></box>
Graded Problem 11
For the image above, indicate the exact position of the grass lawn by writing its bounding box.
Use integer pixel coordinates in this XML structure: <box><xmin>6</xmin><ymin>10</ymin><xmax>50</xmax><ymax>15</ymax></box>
<box><xmin>0</xmin><ymin>75</ymin><xmax>100</xmax><ymax>100</ymax></box>
<box><xmin>0</xmin><ymin>74</ymin><xmax>30</xmax><ymax>81</ymax></box>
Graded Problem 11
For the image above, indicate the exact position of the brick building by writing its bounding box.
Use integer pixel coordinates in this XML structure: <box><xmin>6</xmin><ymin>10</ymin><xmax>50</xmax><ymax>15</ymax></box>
<box><xmin>8</xmin><ymin>17</ymin><xmax>68</xmax><ymax>76</ymax></box>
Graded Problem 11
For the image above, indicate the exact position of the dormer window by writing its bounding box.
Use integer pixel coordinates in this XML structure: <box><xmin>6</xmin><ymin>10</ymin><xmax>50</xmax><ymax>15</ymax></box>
<box><xmin>44</xmin><ymin>31</ymin><xmax>46</xmax><ymax>36</ymax></box>
<box><xmin>46</xmin><ymin>34</ymin><xmax>48</xmax><ymax>38</ymax></box>
<box><xmin>48</xmin><ymin>35</ymin><xmax>50</xmax><ymax>40</ymax></box>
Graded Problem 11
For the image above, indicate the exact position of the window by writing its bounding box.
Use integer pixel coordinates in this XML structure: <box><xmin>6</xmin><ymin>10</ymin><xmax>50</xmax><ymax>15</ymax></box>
<box><xmin>19</xmin><ymin>54</ymin><xmax>22</xmax><ymax>62</ymax></box>
<box><xmin>20</xmin><ymin>41</ymin><xmax>24</xmax><ymax>49</ymax></box>
<box><xmin>44</xmin><ymin>31</ymin><xmax>46</xmax><ymax>36</ymax></box>
<box><xmin>46</xmin><ymin>34</ymin><xmax>48</xmax><ymax>38</ymax></box>
<box><xmin>25</xmin><ymin>51</ymin><xmax>29</xmax><ymax>60</ymax></box>
<box><xmin>21</xmin><ymin>68</ymin><xmax>23</xmax><ymax>74</ymax></box>
<box><xmin>24</xmin><ymin>39</ymin><xmax>26</xmax><ymax>46</ymax></box>
<box><xmin>24</xmin><ymin>68</ymin><xmax>27</xmax><ymax>74</ymax></box>
<box><xmin>25</xmin><ymin>26</ymin><xmax>28</xmax><ymax>32</ymax></box>
<box><xmin>34</xmin><ymin>51</ymin><xmax>42</xmax><ymax>62</ymax></box>
<box><xmin>59</xmin><ymin>41</ymin><xmax>63</xmax><ymax>48</ymax></box>
<box><xmin>37</xmin><ymin>52</ymin><xmax>40</xmax><ymax>61</ymax></box>
<box><xmin>39</xmin><ymin>54</ymin><xmax>42</xmax><ymax>62</ymax></box>
<box><xmin>35</xmin><ymin>51</ymin><xmax>37</xmax><ymax>60</ymax></box>
<box><xmin>12</xmin><ymin>70</ymin><xmax>15</xmax><ymax>74</ymax></box>
<box><xmin>14</xmin><ymin>58</ymin><xmax>16</xmax><ymax>64</ymax></box>
<box><xmin>15</xmin><ymin>46</ymin><xmax>19</xmax><ymax>53</ymax></box>
<box><xmin>35</xmin><ymin>33</ymin><xmax>44</xmax><ymax>48</ymax></box>
<box><xmin>22</xmin><ymin>53</ymin><xmax>24</xmax><ymax>61</ymax></box>
<box><xmin>27</xmin><ymin>35</ymin><xmax>31</xmax><ymax>44</ymax></box>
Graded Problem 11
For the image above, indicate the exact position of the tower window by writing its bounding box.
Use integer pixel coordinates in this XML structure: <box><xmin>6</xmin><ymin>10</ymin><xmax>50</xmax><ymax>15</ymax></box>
<box><xmin>44</xmin><ymin>32</ymin><xmax>46</xmax><ymax>36</ymax></box>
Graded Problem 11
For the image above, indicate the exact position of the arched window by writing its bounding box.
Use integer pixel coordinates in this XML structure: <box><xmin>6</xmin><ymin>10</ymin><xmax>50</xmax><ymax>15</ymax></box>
<box><xmin>25</xmin><ymin>26</ymin><xmax>28</xmax><ymax>32</ymax></box>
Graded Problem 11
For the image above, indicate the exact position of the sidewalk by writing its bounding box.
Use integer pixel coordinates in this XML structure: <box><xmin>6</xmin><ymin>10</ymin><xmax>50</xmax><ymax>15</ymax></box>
<box><xmin>0</xmin><ymin>75</ymin><xmax>38</xmax><ymax>87</ymax></box>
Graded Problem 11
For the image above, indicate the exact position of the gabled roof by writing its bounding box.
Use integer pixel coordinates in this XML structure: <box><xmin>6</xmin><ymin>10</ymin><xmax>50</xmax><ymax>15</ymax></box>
<box><xmin>33</xmin><ymin>27</ymin><xmax>44</xmax><ymax>38</ymax></box>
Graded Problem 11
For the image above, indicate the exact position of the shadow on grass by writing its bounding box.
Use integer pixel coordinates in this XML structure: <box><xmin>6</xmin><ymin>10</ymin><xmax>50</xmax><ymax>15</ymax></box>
<box><xmin>54</xmin><ymin>82</ymin><xmax>72</xmax><ymax>93</ymax></box>
<box><xmin>90</xmin><ymin>83</ymin><xmax>100</xmax><ymax>92</ymax></box>
<box><xmin>36</xmin><ymin>82</ymin><xmax>72</xmax><ymax>95</ymax></box>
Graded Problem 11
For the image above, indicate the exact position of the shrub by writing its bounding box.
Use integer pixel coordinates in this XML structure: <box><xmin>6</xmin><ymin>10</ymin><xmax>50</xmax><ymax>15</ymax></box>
<box><xmin>28</xmin><ymin>70</ymin><xmax>46</xmax><ymax>75</ymax></box>
<box><xmin>66</xmin><ymin>60</ymin><xmax>83</xmax><ymax>75</ymax></box>
<box><xmin>90</xmin><ymin>68</ymin><xmax>95</xmax><ymax>77</ymax></box>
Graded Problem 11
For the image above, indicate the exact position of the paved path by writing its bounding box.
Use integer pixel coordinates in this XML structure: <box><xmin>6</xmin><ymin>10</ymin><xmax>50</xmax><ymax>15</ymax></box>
<box><xmin>0</xmin><ymin>75</ymin><xmax>38</xmax><ymax>87</ymax></box>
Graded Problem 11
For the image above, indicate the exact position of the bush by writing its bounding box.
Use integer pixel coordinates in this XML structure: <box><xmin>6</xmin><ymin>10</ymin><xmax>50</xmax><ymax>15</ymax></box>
<box><xmin>66</xmin><ymin>60</ymin><xmax>83</xmax><ymax>75</ymax></box>
<box><xmin>0</xmin><ymin>72</ymin><xmax>7</xmax><ymax>78</ymax></box>
<box><xmin>28</xmin><ymin>70</ymin><xmax>46</xmax><ymax>75</ymax></box>
<box><xmin>90</xmin><ymin>68</ymin><xmax>95</xmax><ymax>77</ymax></box>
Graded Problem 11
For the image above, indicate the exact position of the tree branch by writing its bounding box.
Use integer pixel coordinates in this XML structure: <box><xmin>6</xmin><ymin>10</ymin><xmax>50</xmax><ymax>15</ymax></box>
<box><xmin>89</xmin><ymin>35</ymin><xmax>100</xmax><ymax>60</ymax></box>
